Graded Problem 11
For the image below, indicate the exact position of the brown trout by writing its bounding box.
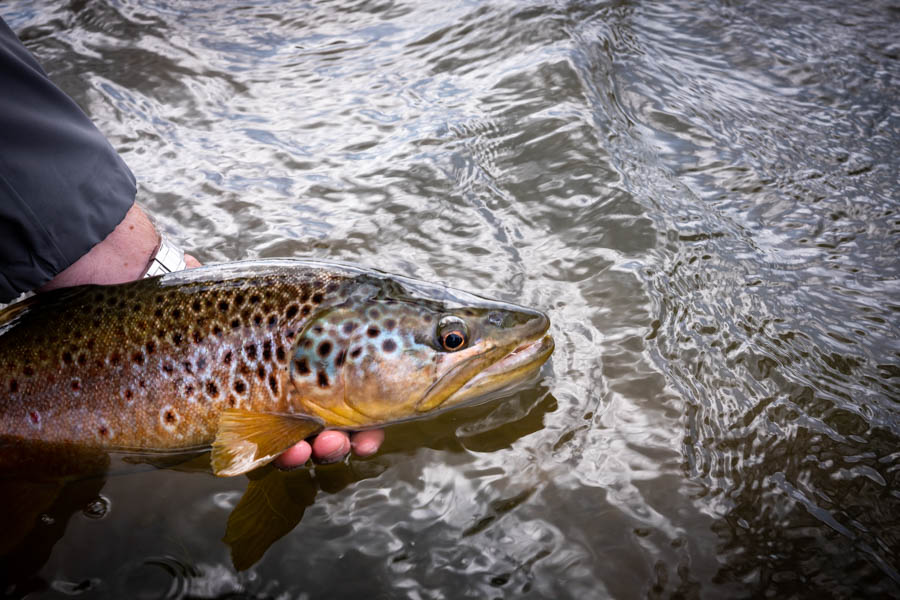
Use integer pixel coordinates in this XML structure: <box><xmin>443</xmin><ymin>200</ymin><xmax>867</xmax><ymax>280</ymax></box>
<box><xmin>0</xmin><ymin>259</ymin><xmax>553</xmax><ymax>476</ymax></box>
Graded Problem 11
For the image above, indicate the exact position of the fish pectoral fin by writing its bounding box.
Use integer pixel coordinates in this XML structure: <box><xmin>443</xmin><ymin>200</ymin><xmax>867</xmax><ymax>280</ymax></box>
<box><xmin>210</xmin><ymin>410</ymin><xmax>324</xmax><ymax>477</ymax></box>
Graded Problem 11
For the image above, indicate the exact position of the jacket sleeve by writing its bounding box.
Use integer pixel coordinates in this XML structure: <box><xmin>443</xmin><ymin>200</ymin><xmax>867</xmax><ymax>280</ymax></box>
<box><xmin>0</xmin><ymin>17</ymin><xmax>136</xmax><ymax>302</ymax></box>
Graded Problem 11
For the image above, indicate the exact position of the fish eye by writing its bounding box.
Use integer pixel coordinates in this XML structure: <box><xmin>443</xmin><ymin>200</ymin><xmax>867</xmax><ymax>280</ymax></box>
<box><xmin>437</xmin><ymin>316</ymin><xmax>468</xmax><ymax>352</ymax></box>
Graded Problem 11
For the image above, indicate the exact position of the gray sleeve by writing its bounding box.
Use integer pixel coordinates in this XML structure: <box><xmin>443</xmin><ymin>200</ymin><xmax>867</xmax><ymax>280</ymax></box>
<box><xmin>0</xmin><ymin>17</ymin><xmax>136</xmax><ymax>302</ymax></box>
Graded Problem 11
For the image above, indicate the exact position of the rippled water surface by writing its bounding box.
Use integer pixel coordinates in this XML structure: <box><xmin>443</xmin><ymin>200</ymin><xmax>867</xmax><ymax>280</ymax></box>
<box><xmin>2</xmin><ymin>0</ymin><xmax>899</xmax><ymax>597</ymax></box>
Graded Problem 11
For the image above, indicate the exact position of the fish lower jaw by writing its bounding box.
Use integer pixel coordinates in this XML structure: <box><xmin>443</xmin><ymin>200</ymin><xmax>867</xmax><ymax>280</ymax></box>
<box><xmin>450</xmin><ymin>334</ymin><xmax>554</xmax><ymax>403</ymax></box>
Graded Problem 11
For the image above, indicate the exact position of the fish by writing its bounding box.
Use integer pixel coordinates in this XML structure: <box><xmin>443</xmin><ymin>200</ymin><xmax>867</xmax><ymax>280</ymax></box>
<box><xmin>0</xmin><ymin>259</ymin><xmax>554</xmax><ymax>477</ymax></box>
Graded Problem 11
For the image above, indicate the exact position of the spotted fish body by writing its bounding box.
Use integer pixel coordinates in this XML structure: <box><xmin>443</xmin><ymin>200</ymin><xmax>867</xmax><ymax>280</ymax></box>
<box><xmin>0</xmin><ymin>260</ymin><xmax>553</xmax><ymax>475</ymax></box>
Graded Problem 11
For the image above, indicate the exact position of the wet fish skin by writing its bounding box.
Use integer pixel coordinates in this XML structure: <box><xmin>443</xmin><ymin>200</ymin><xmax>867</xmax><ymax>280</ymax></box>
<box><xmin>0</xmin><ymin>260</ymin><xmax>552</xmax><ymax>474</ymax></box>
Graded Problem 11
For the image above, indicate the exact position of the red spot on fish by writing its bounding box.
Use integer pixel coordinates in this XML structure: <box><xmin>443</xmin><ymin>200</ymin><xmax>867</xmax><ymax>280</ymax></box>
<box><xmin>124</xmin><ymin>389</ymin><xmax>133</xmax><ymax>399</ymax></box>
<box><xmin>71</xmin><ymin>379</ymin><xmax>81</xmax><ymax>391</ymax></box>
<box><xmin>99</xmin><ymin>426</ymin><xmax>109</xmax><ymax>437</ymax></box>
<box><xmin>29</xmin><ymin>411</ymin><xmax>39</xmax><ymax>425</ymax></box>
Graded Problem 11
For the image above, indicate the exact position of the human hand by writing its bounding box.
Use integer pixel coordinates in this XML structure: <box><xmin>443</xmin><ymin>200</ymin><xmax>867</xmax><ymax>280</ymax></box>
<box><xmin>275</xmin><ymin>429</ymin><xmax>385</xmax><ymax>469</ymax></box>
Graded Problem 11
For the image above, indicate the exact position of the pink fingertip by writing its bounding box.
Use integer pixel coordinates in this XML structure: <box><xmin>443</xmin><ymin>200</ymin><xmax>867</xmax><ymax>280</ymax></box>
<box><xmin>352</xmin><ymin>429</ymin><xmax>385</xmax><ymax>457</ymax></box>
<box><xmin>312</xmin><ymin>430</ymin><xmax>351</xmax><ymax>463</ymax></box>
<box><xmin>274</xmin><ymin>441</ymin><xmax>312</xmax><ymax>470</ymax></box>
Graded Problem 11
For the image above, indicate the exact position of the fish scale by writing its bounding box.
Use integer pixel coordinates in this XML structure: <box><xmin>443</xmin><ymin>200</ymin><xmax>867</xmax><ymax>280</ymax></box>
<box><xmin>0</xmin><ymin>259</ymin><xmax>553</xmax><ymax>475</ymax></box>
<box><xmin>1</xmin><ymin>265</ymin><xmax>353</xmax><ymax>449</ymax></box>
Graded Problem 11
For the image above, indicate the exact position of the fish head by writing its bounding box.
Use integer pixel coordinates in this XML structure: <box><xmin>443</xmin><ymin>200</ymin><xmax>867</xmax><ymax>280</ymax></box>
<box><xmin>286</xmin><ymin>278</ymin><xmax>553</xmax><ymax>428</ymax></box>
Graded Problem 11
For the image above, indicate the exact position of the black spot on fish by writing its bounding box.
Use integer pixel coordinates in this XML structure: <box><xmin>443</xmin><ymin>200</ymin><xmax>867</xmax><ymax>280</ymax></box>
<box><xmin>326</xmin><ymin>282</ymin><xmax>338</xmax><ymax>293</ymax></box>
<box><xmin>262</xmin><ymin>341</ymin><xmax>272</xmax><ymax>361</ymax></box>
<box><xmin>124</xmin><ymin>389</ymin><xmax>133</xmax><ymax>400</ymax></box>
<box><xmin>63</xmin><ymin>352</ymin><xmax>73</xmax><ymax>365</ymax></box>
<box><xmin>286</xmin><ymin>304</ymin><xmax>299</xmax><ymax>319</ymax></box>
<box><xmin>173</xmin><ymin>309</ymin><xmax>182</xmax><ymax>320</ymax></box>
<box><xmin>146</xmin><ymin>341</ymin><xmax>156</xmax><ymax>354</ymax></box>
<box><xmin>350</xmin><ymin>347</ymin><xmax>362</xmax><ymax>359</ymax></box>
<box><xmin>267</xmin><ymin>315</ymin><xmax>277</xmax><ymax>327</ymax></box>
<box><xmin>343</xmin><ymin>321</ymin><xmax>357</xmax><ymax>335</ymax></box>
<box><xmin>295</xmin><ymin>357</ymin><xmax>310</xmax><ymax>375</ymax></box>
<box><xmin>77</xmin><ymin>354</ymin><xmax>87</xmax><ymax>367</ymax></box>
<box><xmin>335</xmin><ymin>349</ymin><xmax>346</xmax><ymax>368</ymax></box>
<box><xmin>312</xmin><ymin>325</ymin><xmax>323</xmax><ymax>335</ymax></box>
<box><xmin>235</xmin><ymin>293</ymin><xmax>245</xmax><ymax>306</ymax></box>
<box><xmin>249</xmin><ymin>294</ymin><xmax>261</xmax><ymax>305</ymax></box>
<box><xmin>172</xmin><ymin>332</ymin><xmax>183</xmax><ymax>346</ymax></box>
<box><xmin>109</xmin><ymin>353</ymin><xmax>121</xmax><ymax>366</ymax></box>
<box><xmin>213</xmin><ymin>325</ymin><xmax>223</xmax><ymax>337</ymax></box>
<box><xmin>257</xmin><ymin>366</ymin><xmax>266</xmax><ymax>380</ymax></box>
<box><xmin>276</xmin><ymin>346</ymin><xmax>286</xmax><ymax>362</ymax></box>
<box><xmin>245</xmin><ymin>344</ymin><xmax>257</xmax><ymax>359</ymax></box>
<box><xmin>385</xmin><ymin>319</ymin><xmax>397</xmax><ymax>331</ymax></box>
<box><xmin>227</xmin><ymin>396</ymin><xmax>237</xmax><ymax>408</ymax></box>
<box><xmin>318</xmin><ymin>341</ymin><xmax>332</xmax><ymax>358</ymax></box>
<box><xmin>234</xmin><ymin>380</ymin><xmax>246</xmax><ymax>394</ymax></box>
<box><xmin>197</xmin><ymin>357</ymin><xmax>207</xmax><ymax>370</ymax></box>
<box><xmin>206</xmin><ymin>381</ymin><xmax>219</xmax><ymax>398</ymax></box>
<box><xmin>299</xmin><ymin>289</ymin><xmax>310</xmax><ymax>303</ymax></box>
<box><xmin>231</xmin><ymin>318</ymin><xmax>241</xmax><ymax>329</ymax></box>
<box><xmin>382</xmin><ymin>339</ymin><xmax>397</xmax><ymax>353</ymax></box>
<box><xmin>154</xmin><ymin>308</ymin><xmax>163</xmax><ymax>318</ymax></box>
<box><xmin>162</xmin><ymin>363</ymin><xmax>174</xmax><ymax>374</ymax></box>
<box><xmin>312</xmin><ymin>292</ymin><xmax>324</xmax><ymax>304</ymax></box>
<box><xmin>185</xmin><ymin>384</ymin><xmax>194</xmax><ymax>395</ymax></box>
<box><xmin>165</xmin><ymin>410</ymin><xmax>177</xmax><ymax>423</ymax></box>
<box><xmin>253</xmin><ymin>314</ymin><xmax>263</xmax><ymax>327</ymax></box>
<box><xmin>192</xmin><ymin>300</ymin><xmax>202</xmax><ymax>312</ymax></box>
<box><xmin>71</xmin><ymin>379</ymin><xmax>81</xmax><ymax>391</ymax></box>
<box><xmin>9</xmin><ymin>380</ymin><xmax>18</xmax><ymax>393</ymax></box>
<box><xmin>155</xmin><ymin>295</ymin><xmax>164</xmax><ymax>304</ymax></box>
<box><xmin>99</xmin><ymin>425</ymin><xmax>108</xmax><ymax>436</ymax></box>
<box><xmin>132</xmin><ymin>352</ymin><xmax>144</xmax><ymax>365</ymax></box>
<box><xmin>301</xmin><ymin>305</ymin><xmax>311</xmax><ymax>316</ymax></box>
<box><xmin>192</xmin><ymin>330</ymin><xmax>203</xmax><ymax>344</ymax></box>
<box><xmin>367</xmin><ymin>326</ymin><xmax>380</xmax><ymax>338</ymax></box>
<box><xmin>317</xmin><ymin>370</ymin><xmax>329</xmax><ymax>388</ymax></box>
<box><xmin>268</xmin><ymin>375</ymin><xmax>278</xmax><ymax>394</ymax></box>
<box><xmin>23</xmin><ymin>365</ymin><xmax>34</xmax><ymax>377</ymax></box>
<box><xmin>218</xmin><ymin>300</ymin><xmax>229</xmax><ymax>312</ymax></box>
<box><xmin>224</xmin><ymin>351</ymin><xmax>233</xmax><ymax>364</ymax></box>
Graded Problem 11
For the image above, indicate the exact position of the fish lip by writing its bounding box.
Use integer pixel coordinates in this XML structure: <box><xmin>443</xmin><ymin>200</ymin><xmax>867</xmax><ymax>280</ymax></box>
<box><xmin>477</xmin><ymin>334</ymin><xmax>554</xmax><ymax>378</ymax></box>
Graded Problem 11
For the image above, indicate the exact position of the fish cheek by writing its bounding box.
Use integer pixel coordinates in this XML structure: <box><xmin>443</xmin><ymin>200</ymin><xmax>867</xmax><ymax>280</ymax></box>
<box><xmin>343</xmin><ymin>347</ymin><xmax>437</xmax><ymax>421</ymax></box>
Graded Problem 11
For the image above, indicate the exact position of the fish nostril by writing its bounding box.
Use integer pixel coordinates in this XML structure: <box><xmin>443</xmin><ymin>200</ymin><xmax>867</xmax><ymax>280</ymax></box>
<box><xmin>487</xmin><ymin>311</ymin><xmax>505</xmax><ymax>327</ymax></box>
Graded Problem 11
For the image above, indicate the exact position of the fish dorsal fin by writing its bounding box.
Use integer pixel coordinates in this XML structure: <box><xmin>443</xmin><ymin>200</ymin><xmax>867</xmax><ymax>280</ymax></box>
<box><xmin>211</xmin><ymin>410</ymin><xmax>324</xmax><ymax>477</ymax></box>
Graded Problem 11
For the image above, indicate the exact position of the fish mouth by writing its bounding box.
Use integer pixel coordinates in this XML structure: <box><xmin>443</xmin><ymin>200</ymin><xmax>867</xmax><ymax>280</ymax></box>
<box><xmin>452</xmin><ymin>334</ymin><xmax>555</xmax><ymax>402</ymax></box>
<box><xmin>417</xmin><ymin>330</ymin><xmax>554</xmax><ymax>414</ymax></box>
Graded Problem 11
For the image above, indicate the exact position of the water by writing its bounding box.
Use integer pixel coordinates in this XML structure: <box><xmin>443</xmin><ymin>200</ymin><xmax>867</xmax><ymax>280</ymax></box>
<box><xmin>2</xmin><ymin>0</ymin><xmax>899</xmax><ymax>597</ymax></box>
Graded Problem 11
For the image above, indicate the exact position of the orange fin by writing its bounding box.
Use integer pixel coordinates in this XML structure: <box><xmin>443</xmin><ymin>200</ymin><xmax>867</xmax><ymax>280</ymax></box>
<box><xmin>211</xmin><ymin>410</ymin><xmax>323</xmax><ymax>477</ymax></box>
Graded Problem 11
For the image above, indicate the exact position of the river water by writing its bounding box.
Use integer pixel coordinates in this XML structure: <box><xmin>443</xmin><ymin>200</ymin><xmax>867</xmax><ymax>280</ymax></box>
<box><xmin>2</xmin><ymin>0</ymin><xmax>899</xmax><ymax>597</ymax></box>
